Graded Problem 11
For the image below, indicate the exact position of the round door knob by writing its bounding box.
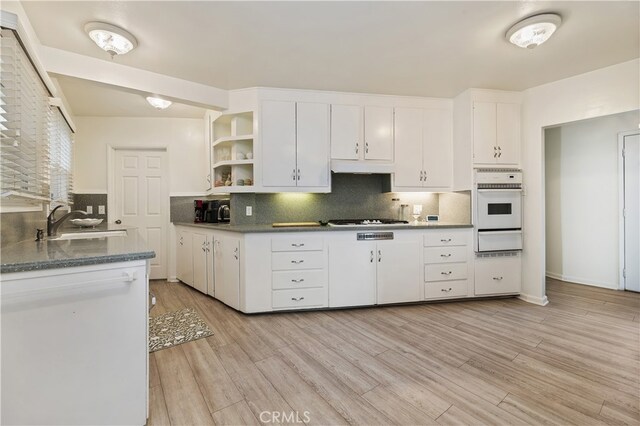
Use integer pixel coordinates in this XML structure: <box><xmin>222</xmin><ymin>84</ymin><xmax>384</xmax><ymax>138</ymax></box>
<box><xmin>115</xmin><ymin>220</ymin><xmax>122</xmax><ymax>224</ymax></box>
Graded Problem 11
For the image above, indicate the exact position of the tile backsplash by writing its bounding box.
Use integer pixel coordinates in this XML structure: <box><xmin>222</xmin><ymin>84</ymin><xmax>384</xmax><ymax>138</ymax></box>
<box><xmin>168</xmin><ymin>174</ymin><xmax>471</xmax><ymax>226</ymax></box>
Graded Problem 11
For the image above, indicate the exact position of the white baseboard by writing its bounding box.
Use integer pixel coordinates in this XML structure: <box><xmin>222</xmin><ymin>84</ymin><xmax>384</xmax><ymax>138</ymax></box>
<box><xmin>167</xmin><ymin>277</ymin><xmax>179</xmax><ymax>283</ymax></box>
<box><xmin>545</xmin><ymin>271</ymin><xmax>618</xmax><ymax>290</ymax></box>
<box><xmin>518</xmin><ymin>293</ymin><xmax>549</xmax><ymax>306</ymax></box>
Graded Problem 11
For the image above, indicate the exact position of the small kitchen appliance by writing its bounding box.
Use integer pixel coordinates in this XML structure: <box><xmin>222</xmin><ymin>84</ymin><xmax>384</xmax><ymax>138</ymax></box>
<box><xmin>474</xmin><ymin>169</ymin><xmax>523</xmax><ymax>252</ymax></box>
<box><xmin>204</xmin><ymin>199</ymin><xmax>231</xmax><ymax>223</ymax></box>
<box><xmin>194</xmin><ymin>200</ymin><xmax>205</xmax><ymax>223</ymax></box>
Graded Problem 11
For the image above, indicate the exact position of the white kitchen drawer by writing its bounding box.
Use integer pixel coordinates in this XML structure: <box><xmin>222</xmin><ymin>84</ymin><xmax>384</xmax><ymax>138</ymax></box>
<box><xmin>272</xmin><ymin>269</ymin><xmax>326</xmax><ymax>290</ymax></box>
<box><xmin>424</xmin><ymin>231</ymin><xmax>469</xmax><ymax>247</ymax></box>
<box><xmin>272</xmin><ymin>251</ymin><xmax>325</xmax><ymax>271</ymax></box>
<box><xmin>425</xmin><ymin>280</ymin><xmax>468</xmax><ymax>300</ymax></box>
<box><xmin>271</xmin><ymin>237</ymin><xmax>323</xmax><ymax>252</ymax></box>
<box><xmin>475</xmin><ymin>253</ymin><xmax>521</xmax><ymax>295</ymax></box>
<box><xmin>425</xmin><ymin>262</ymin><xmax>468</xmax><ymax>282</ymax></box>
<box><xmin>272</xmin><ymin>287</ymin><xmax>327</xmax><ymax>309</ymax></box>
<box><xmin>424</xmin><ymin>246</ymin><xmax>467</xmax><ymax>264</ymax></box>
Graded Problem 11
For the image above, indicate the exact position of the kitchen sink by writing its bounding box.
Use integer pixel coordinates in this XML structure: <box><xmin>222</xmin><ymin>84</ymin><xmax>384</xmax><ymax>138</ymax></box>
<box><xmin>51</xmin><ymin>230</ymin><xmax>128</xmax><ymax>240</ymax></box>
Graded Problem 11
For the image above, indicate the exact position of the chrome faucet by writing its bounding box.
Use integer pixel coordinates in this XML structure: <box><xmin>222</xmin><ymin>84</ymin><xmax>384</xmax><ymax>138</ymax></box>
<box><xmin>47</xmin><ymin>205</ymin><xmax>88</xmax><ymax>237</ymax></box>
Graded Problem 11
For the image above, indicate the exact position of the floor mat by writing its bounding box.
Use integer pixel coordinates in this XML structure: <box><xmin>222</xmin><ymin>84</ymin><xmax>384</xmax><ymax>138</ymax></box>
<box><xmin>149</xmin><ymin>308</ymin><xmax>214</xmax><ymax>352</ymax></box>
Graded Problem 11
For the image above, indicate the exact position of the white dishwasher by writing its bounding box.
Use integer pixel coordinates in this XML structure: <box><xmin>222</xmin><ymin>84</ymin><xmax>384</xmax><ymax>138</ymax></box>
<box><xmin>1</xmin><ymin>260</ymin><xmax>149</xmax><ymax>425</ymax></box>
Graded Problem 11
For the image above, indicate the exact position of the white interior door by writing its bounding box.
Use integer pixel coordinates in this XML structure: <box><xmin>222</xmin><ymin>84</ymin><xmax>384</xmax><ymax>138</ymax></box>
<box><xmin>113</xmin><ymin>149</ymin><xmax>168</xmax><ymax>279</ymax></box>
<box><xmin>623</xmin><ymin>133</ymin><xmax>639</xmax><ymax>292</ymax></box>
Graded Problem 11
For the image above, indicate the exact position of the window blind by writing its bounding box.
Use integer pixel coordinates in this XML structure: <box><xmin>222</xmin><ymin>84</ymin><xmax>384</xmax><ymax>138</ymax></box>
<box><xmin>1</xmin><ymin>28</ymin><xmax>51</xmax><ymax>201</ymax></box>
<box><xmin>1</xmin><ymin>28</ymin><xmax>73</xmax><ymax>206</ymax></box>
<box><xmin>49</xmin><ymin>107</ymin><xmax>73</xmax><ymax>204</ymax></box>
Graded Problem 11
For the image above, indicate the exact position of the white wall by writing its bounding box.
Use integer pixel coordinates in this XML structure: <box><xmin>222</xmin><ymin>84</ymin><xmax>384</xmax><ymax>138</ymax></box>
<box><xmin>545</xmin><ymin>111</ymin><xmax>639</xmax><ymax>289</ymax></box>
<box><xmin>521</xmin><ymin>59</ymin><xmax>640</xmax><ymax>304</ymax></box>
<box><xmin>73</xmin><ymin>117</ymin><xmax>206</xmax><ymax>195</ymax></box>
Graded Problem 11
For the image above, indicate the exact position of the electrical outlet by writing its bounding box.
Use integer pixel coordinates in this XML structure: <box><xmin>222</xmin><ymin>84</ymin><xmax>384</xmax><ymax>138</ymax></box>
<box><xmin>86</xmin><ymin>205</ymin><xmax>93</xmax><ymax>214</ymax></box>
<box><xmin>246</xmin><ymin>206</ymin><xmax>252</xmax><ymax>216</ymax></box>
<box><xmin>98</xmin><ymin>205</ymin><xmax>105</xmax><ymax>215</ymax></box>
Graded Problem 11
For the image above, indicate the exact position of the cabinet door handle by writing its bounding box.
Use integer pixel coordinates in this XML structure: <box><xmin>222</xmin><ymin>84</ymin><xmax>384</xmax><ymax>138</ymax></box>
<box><xmin>291</xmin><ymin>260</ymin><xmax>305</xmax><ymax>264</ymax></box>
<box><xmin>441</xmin><ymin>288</ymin><xmax>452</xmax><ymax>292</ymax></box>
<box><xmin>234</xmin><ymin>247</ymin><xmax>239</xmax><ymax>260</ymax></box>
<box><xmin>441</xmin><ymin>271</ymin><xmax>452</xmax><ymax>275</ymax></box>
<box><xmin>440</xmin><ymin>253</ymin><xmax>452</xmax><ymax>258</ymax></box>
<box><xmin>378</xmin><ymin>249</ymin><xmax>382</xmax><ymax>262</ymax></box>
<box><xmin>493</xmin><ymin>276</ymin><xmax>504</xmax><ymax>281</ymax></box>
<box><xmin>292</xmin><ymin>169</ymin><xmax>296</xmax><ymax>181</ymax></box>
<box><xmin>419</xmin><ymin>171</ymin><xmax>423</xmax><ymax>181</ymax></box>
<box><xmin>355</xmin><ymin>142</ymin><xmax>359</xmax><ymax>154</ymax></box>
<box><xmin>291</xmin><ymin>297</ymin><xmax>305</xmax><ymax>301</ymax></box>
<box><xmin>497</xmin><ymin>146</ymin><xmax>501</xmax><ymax>151</ymax></box>
<box><xmin>291</xmin><ymin>278</ymin><xmax>305</xmax><ymax>283</ymax></box>
<box><xmin>494</xmin><ymin>152</ymin><xmax>498</xmax><ymax>158</ymax></box>
<box><xmin>291</xmin><ymin>243</ymin><xmax>305</xmax><ymax>247</ymax></box>
<box><xmin>440</xmin><ymin>238</ymin><xmax>452</xmax><ymax>243</ymax></box>
<box><xmin>370</xmin><ymin>250</ymin><xmax>374</xmax><ymax>263</ymax></box>
<box><xmin>422</xmin><ymin>171</ymin><xmax>427</xmax><ymax>182</ymax></box>
<box><xmin>297</xmin><ymin>169</ymin><xmax>301</xmax><ymax>181</ymax></box>
<box><xmin>202</xmin><ymin>246</ymin><xmax>206</xmax><ymax>252</ymax></box>
<box><xmin>365</xmin><ymin>142</ymin><xmax>369</xmax><ymax>154</ymax></box>
<box><xmin>498</xmin><ymin>151</ymin><xmax>502</xmax><ymax>158</ymax></box>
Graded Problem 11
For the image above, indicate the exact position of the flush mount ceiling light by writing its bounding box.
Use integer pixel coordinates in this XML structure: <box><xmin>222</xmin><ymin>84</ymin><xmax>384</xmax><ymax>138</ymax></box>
<box><xmin>84</xmin><ymin>22</ymin><xmax>138</xmax><ymax>57</ymax></box>
<box><xmin>146</xmin><ymin>96</ymin><xmax>172</xmax><ymax>110</ymax></box>
<box><xmin>506</xmin><ymin>13</ymin><xmax>562</xmax><ymax>49</ymax></box>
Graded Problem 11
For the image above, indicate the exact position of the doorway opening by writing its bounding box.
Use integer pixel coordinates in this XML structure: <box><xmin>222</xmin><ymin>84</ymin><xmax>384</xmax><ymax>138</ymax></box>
<box><xmin>544</xmin><ymin>110</ymin><xmax>639</xmax><ymax>292</ymax></box>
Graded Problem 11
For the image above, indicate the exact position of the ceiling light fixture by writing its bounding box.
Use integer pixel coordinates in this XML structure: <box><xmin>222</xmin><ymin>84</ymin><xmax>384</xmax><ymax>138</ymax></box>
<box><xmin>146</xmin><ymin>97</ymin><xmax>172</xmax><ymax>110</ymax></box>
<box><xmin>506</xmin><ymin>13</ymin><xmax>562</xmax><ymax>49</ymax></box>
<box><xmin>84</xmin><ymin>22</ymin><xmax>138</xmax><ymax>57</ymax></box>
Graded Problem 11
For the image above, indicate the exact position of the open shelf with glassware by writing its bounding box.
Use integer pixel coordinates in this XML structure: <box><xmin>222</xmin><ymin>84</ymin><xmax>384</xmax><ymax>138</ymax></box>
<box><xmin>211</xmin><ymin>111</ymin><xmax>255</xmax><ymax>191</ymax></box>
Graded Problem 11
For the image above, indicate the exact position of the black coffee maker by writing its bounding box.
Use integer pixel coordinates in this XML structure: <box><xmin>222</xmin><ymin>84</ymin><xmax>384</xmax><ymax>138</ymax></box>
<box><xmin>194</xmin><ymin>200</ymin><xmax>205</xmax><ymax>223</ymax></box>
<box><xmin>204</xmin><ymin>199</ymin><xmax>231</xmax><ymax>223</ymax></box>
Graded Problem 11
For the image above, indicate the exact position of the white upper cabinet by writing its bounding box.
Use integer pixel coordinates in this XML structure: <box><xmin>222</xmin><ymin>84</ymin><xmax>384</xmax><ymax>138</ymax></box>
<box><xmin>296</xmin><ymin>102</ymin><xmax>330</xmax><ymax>188</ymax></box>
<box><xmin>261</xmin><ymin>100</ymin><xmax>297</xmax><ymax>187</ymax></box>
<box><xmin>473</xmin><ymin>101</ymin><xmax>520</xmax><ymax>166</ymax></box>
<box><xmin>393</xmin><ymin>107</ymin><xmax>452</xmax><ymax>190</ymax></box>
<box><xmin>330</xmin><ymin>104</ymin><xmax>361</xmax><ymax>160</ymax></box>
<box><xmin>330</xmin><ymin>104</ymin><xmax>394</xmax><ymax>170</ymax></box>
<box><xmin>364</xmin><ymin>106</ymin><xmax>394</xmax><ymax>161</ymax></box>
<box><xmin>394</xmin><ymin>107</ymin><xmax>424</xmax><ymax>187</ymax></box>
<box><xmin>496</xmin><ymin>103</ymin><xmax>521</xmax><ymax>165</ymax></box>
<box><xmin>261</xmin><ymin>100</ymin><xmax>330</xmax><ymax>190</ymax></box>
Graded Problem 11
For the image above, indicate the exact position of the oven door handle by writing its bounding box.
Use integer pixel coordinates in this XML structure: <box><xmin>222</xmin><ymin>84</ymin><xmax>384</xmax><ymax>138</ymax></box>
<box><xmin>476</xmin><ymin>189</ymin><xmax>522</xmax><ymax>193</ymax></box>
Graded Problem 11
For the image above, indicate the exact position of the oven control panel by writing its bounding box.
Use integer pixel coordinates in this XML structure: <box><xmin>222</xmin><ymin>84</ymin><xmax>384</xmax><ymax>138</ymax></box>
<box><xmin>357</xmin><ymin>232</ymin><xmax>394</xmax><ymax>241</ymax></box>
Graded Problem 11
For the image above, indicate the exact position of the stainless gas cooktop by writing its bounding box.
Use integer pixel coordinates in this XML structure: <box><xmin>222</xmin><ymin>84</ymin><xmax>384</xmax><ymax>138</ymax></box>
<box><xmin>327</xmin><ymin>219</ymin><xmax>409</xmax><ymax>227</ymax></box>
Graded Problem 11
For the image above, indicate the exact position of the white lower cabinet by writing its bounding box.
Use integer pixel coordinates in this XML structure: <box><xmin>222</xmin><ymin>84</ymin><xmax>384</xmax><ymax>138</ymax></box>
<box><xmin>1</xmin><ymin>261</ymin><xmax>149</xmax><ymax>425</ymax></box>
<box><xmin>474</xmin><ymin>252</ymin><xmax>521</xmax><ymax>295</ymax></box>
<box><xmin>328</xmin><ymin>241</ymin><xmax>377</xmax><ymax>307</ymax></box>
<box><xmin>328</xmin><ymin>238</ymin><xmax>421</xmax><ymax>307</ymax></box>
<box><xmin>424</xmin><ymin>228</ymin><xmax>474</xmax><ymax>300</ymax></box>
<box><xmin>214</xmin><ymin>234</ymin><xmax>241</xmax><ymax>310</ymax></box>
<box><xmin>176</xmin><ymin>226</ymin><xmax>212</xmax><ymax>295</ymax></box>
<box><xmin>191</xmin><ymin>231</ymin><xmax>210</xmax><ymax>294</ymax></box>
<box><xmin>176</xmin><ymin>227</ymin><xmax>193</xmax><ymax>286</ymax></box>
<box><xmin>270</xmin><ymin>235</ymin><xmax>328</xmax><ymax>310</ymax></box>
<box><xmin>175</xmin><ymin>226</ymin><xmax>520</xmax><ymax>313</ymax></box>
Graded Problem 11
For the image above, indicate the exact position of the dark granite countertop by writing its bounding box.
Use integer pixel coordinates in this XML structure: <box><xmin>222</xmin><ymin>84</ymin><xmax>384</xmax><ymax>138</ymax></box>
<box><xmin>1</xmin><ymin>225</ymin><xmax>155</xmax><ymax>274</ymax></box>
<box><xmin>174</xmin><ymin>221</ymin><xmax>473</xmax><ymax>233</ymax></box>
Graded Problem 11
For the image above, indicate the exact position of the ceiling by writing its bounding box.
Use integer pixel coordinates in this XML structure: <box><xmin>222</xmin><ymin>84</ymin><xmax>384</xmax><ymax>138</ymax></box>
<box><xmin>19</xmin><ymin>1</ymin><xmax>640</xmax><ymax>116</ymax></box>
<box><xmin>53</xmin><ymin>75</ymin><xmax>206</xmax><ymax>118</ymax></box>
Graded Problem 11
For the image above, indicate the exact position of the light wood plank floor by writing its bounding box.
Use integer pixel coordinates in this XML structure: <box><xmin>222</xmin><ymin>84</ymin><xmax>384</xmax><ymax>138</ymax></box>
<box><xmin>147</xmin><ymin>278</ymin><xmax>640</xmax><ymax>426</ymax></box>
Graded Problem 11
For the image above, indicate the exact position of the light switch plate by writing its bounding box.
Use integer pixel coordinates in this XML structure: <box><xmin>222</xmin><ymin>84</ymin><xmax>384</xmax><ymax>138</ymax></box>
<box><xmin>86</xmin><ymin>205</ymin><xmax>93</xmax><ymax>214</ymax></box>
<box><xmin>98</xmin><ymin>205</ymin><xmax>105</xmax><ymax>215</ymax></box>
<box><xmin>246</xmin><ymin>206</ymin><xmax>252</xmax><ymax>216</ymax></box>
